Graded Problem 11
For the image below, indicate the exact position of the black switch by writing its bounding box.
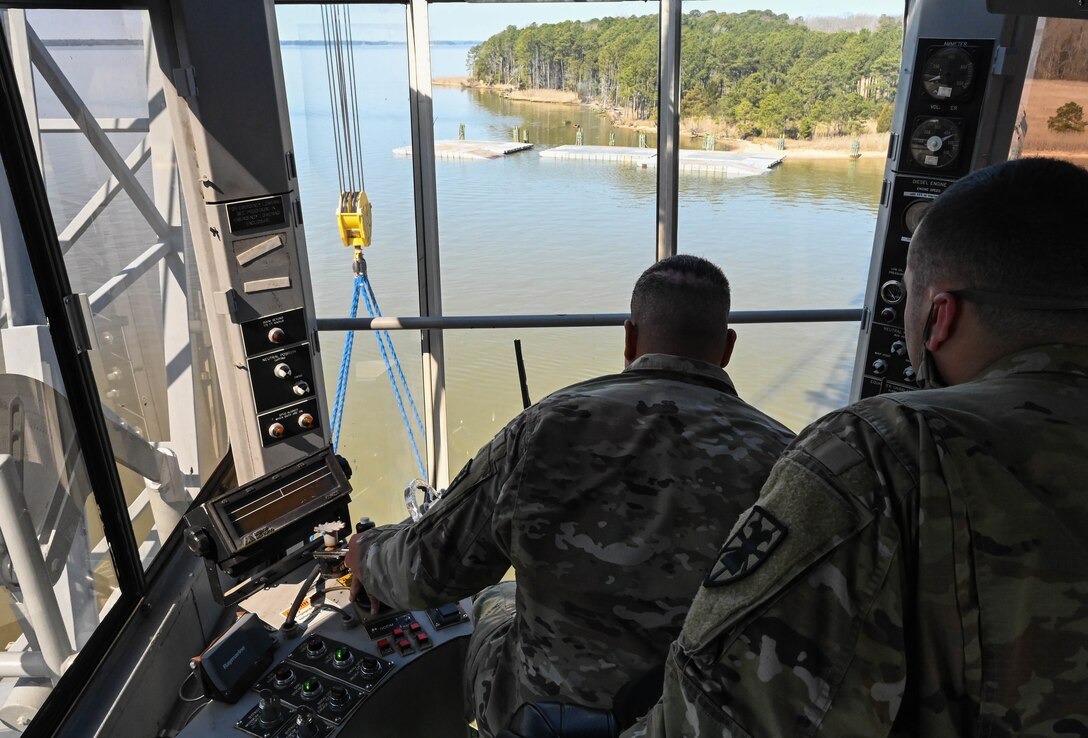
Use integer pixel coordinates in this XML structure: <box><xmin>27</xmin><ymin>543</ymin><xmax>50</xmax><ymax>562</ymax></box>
<box><xmin>436</xmin><ymin>603</ymin><xmax>462</xmax><ymax>626</ymax></box>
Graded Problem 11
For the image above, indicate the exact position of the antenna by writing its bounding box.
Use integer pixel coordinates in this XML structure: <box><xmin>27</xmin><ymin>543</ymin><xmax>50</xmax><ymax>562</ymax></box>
<box><xmin>513</xmin><ymin>339</ymin><xmax>531</xmax><ymax>410</ymax></box>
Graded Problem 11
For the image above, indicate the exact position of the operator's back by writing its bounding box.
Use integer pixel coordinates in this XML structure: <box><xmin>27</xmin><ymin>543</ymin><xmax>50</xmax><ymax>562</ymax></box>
<box><xmin>494</xmin><ymin>352</ymin><xmax>794</xmax><ymax>716</ymax></box>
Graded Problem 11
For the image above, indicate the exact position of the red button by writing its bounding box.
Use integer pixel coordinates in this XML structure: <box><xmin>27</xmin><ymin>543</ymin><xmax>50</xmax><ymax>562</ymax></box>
<box><xmin>416</xmin><ymin>633</ymin><xmax>429</xmax><ymax>643</ymax></box>
<box><xmin>392</xmin><ymin>627</ymin><xmax>404</xmax><ymax>637</ymax></box>
<box><xmin>409</xmin><ymin>622</ymin><xmax>422</xmax><ymax>632</ymax></box>
<box><xmin>398</xmin><ymin>639</ymin><xmax>411</xmax><ymax>650</ymax></box>
<box><xmin>377</xmin><ymin>638</ymin><xmax>390</xmax><ymax>650</ymax></box>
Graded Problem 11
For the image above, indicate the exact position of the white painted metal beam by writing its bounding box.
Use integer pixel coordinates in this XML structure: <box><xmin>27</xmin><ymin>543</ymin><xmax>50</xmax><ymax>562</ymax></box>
<box><xmin>25</xmin><ymin>25</ymin><xmax>170</xmax><ymax>240</ymax></box>
<box><xmin>406</xmin><ymin>0</ymin><xmax>451</xmax><ymax>490</ymax></box>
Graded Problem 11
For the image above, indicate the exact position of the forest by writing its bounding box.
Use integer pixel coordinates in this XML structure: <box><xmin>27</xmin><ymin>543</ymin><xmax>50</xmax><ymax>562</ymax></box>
<box><xmin>468</xmin><ymin>11</ymin><xmax>904</xmax><ymax>138</ymax></box>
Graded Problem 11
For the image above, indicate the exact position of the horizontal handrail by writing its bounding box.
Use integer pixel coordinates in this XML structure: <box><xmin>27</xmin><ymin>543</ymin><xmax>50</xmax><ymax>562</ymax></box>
<box><xmin>316</xmin><ymin>308</ymin><xmax>864</xmax><ymax>332</ymax></box>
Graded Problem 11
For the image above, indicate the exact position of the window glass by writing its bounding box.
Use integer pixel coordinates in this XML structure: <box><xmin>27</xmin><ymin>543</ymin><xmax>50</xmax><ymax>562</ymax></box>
<box><xmin>677</xmin><ymin>7</ymin><xmax>901</xmax><ymax>425</ymax></box>
<box><xmin>0</xmin><ymin>103</ymin><xmax>120</xmax><ymax>737</ymax></box>
<box><xmin>277</xmin><ymin>5</ymin><xmax>425</xmax><ymax>520</ymax></box>
<box><xmin>1009</xmin><ymin>17</ymin><xmax>1088</xmax><ymax>165</ymax></box>
<box><xmin>4</xmin><ymin>8</ymin><xmax>228</xmax><ymax>569</ymax></box>
<box><xmin>430</xmin><ymin>2</ymin><xmax>659</xmax><ymax>463</ymax></box>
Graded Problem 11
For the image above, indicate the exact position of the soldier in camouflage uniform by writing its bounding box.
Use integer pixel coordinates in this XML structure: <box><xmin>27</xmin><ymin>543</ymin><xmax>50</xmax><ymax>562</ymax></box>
<box><xmin>623</xmin><ymin>158</ymin><xmax>1088</xmax><ymax>738</ymax></box>
<box><xmin>348</xmin><ymin>255</ymin><xmax>795</xmax><ymax>737</ymax></box>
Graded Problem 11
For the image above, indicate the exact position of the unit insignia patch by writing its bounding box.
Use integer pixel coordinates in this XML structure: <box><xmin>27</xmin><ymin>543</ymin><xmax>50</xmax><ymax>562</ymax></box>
<box><xmin>704</xmin><ymin>505</ymin><xmax>788</xmax><ymax>587</ymax></box>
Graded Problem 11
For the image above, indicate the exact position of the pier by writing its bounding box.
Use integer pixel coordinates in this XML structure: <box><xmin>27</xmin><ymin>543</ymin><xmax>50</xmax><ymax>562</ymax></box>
<box><xmin>393</xmin><ymin>140</ymin><xmax>534</xmax><ymax>160</ymax></box>
<box><xmin>540</xmin><ymin>146</ymin><xmax>784</xmax><ymax>177</ymax></box>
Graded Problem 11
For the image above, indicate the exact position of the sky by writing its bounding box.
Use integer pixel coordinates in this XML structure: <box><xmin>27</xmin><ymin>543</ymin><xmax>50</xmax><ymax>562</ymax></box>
<box><xmin>275</xmin><ymin>0</ymin><xmax>907</xmax><ymax>44</ymax></box>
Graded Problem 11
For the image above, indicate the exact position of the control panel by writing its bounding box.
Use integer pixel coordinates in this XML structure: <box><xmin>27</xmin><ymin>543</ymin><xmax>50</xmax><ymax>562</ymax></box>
<box><xmin>179</xmin><ymin>599</ymin><xmax>473</xmax><ymax>738</ymax></box>
<box><xmin>854</xmin><ymin>37</ymin><xmax>996</xmax><ymax>399</ymax></box>
<box><xmin>243</xmin><ymin>309</ymin><xmax>321</xmax><ymax>446</ymax></box>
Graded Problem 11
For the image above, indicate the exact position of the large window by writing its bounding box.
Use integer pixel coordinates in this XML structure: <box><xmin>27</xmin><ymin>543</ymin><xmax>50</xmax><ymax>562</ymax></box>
<box><xmin>277</xmin><ymin>5</ymin><xmax>426</xmax><ymax>517</ymax></box>
<box><xmin>676</xmin><ymin>9</ymin><xmax>899</xmax><ymax>427</ymax></box>
<box><xmin>2</xmin><ymin>8</ymin><xmax>227</xmax><ymax>569</ymax></box>
<box><xmin>429</xmin><ymin>2</ymin><xmax>659</xmax><ymax>463</ymax></box>
<box><xmin>1010</xmin><ymin>16</ymin><xmax>1088</xmax><ymax>165</ymax></box>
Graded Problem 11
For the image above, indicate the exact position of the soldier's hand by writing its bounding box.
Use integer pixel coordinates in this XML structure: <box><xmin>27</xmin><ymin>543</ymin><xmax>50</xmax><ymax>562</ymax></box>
<box><xmin>347</xmin><ymin>532</ymin><xmax>384</xmax><ymax>615</ymax></box>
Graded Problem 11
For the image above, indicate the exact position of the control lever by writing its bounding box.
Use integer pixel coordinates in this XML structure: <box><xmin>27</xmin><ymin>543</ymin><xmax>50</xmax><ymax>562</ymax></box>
<box><xmin>404</xmin><ymin>479</ymin><xmax>441</xmax><ymax>523</ymax></box>
<box><xmin>257</xmin><ymin>689</ymin><xmax>284</xmax><ymax>729</ymax></box>
<box><xmin>294</xmin><ymin>706</ymin><xmax>321</xmax><ymax>738</ymax></box>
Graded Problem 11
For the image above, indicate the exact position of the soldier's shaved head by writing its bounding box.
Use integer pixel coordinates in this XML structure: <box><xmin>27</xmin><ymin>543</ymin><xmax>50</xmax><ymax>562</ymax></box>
<box><xmin>908</xmin><ymin>157</ymin><xmax>1088</xmax><ymax>342</ymax></box>
<box><xmin>625</xmin><ymin>255</ymin><xmax>736</xmax><ymax>366</ymax></box>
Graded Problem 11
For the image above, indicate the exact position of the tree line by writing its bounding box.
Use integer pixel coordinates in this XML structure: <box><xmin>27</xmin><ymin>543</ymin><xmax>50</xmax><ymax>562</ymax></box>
<box><xmin>468</xmin><ymin>10</ymin><xmax>904</xmax><ymax>138</ymax></box>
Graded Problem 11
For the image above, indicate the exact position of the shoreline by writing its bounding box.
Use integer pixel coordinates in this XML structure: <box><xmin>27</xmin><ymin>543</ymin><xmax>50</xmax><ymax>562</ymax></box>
<box><xmin>432</xmin><ymin>76</ymin><xmax>891</xmax><ymax>158</ymax></box>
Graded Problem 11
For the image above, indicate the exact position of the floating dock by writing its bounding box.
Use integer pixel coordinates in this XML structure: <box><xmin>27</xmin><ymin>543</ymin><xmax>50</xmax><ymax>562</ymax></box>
<box><xmin>393</xmin><ymin>140</ymin><xmax>533</xmax><ymax>160</ymax></box>
<box><xmin>540</xmin><ymin>146</ymin><xmax>784</xmax><ymax>177</ymax></box>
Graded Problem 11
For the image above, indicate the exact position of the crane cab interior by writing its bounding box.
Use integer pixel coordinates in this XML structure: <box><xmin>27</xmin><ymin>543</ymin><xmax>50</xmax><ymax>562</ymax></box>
<box><xmin>0</xmin><ymin>0</ymin><xmax>1083</xmax><ymax>735</ymax></box>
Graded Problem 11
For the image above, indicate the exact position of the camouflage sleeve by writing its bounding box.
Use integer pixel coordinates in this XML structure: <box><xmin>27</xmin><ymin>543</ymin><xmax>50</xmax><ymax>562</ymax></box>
<box><xmin>624</xmin><ymin>409</ymin><xmax>920</xmax><ymax>738</ymax></box>
<box><xmin>355</xmin><ymin>416</ymin><xmax>529</xmax><ymax>610</ymax></box>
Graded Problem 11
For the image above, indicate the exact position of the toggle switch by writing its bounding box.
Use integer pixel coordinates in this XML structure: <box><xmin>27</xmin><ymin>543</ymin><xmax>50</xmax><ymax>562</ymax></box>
<box><xmin>274</xmin><ymin>362</ymin><xmax>292</xmax><ymax>379</ymax></box>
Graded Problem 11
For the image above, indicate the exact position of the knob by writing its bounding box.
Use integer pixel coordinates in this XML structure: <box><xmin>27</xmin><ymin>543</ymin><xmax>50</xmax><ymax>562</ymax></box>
<box><xmin>294</xmin><ymin>707</ymin><xmax>320</xmax><ymax>738</ymax></box>
<box><xmin>879</xmin><ymin>307</ymin><xmax>896</xmax><ymax>323</ymax></box>
<box><xmin>268</xmin><ymin>327</ymin><xmax>286</xmax><ymax>344</ymax></box>
<box><xmin>329</xmin><ymin>685</ymin><xmax>350</xmax><ymax>711</ymax></box>
<box><xmin>268</xmin><ymin>422</ymin><xmax>285</xmax><ymax>439</ymax></box>
<box><xmin>300</xmin><ymin>675</ymin><xmax>323</xmax><ymax>701</ymax></box>
<box><xmin>297</xmin><ymin>413</ymin><xmax>316</xmax><ymax>430</ymax></box>
<box><xmin>871</xmin><ymin>359</ymin><xmax>888</xmax><ymax>376</ymax></box>
<box><xmin>332</xmin><ymin>645</ymin><xmax>354</xmax><ymax>669</ymax></box>
<box><xmin>890</xmin><ymin>340</ymin><xmax>907</xmax><ymax>357</ymax></box>
<box><xmin>257</xmin><ymin>690</ymin><xmax>283</xmax><ymax>728</ymax></box>
<box><xmin>356</xmin><ymin>517</ymin><xmax>375</xmax><ymax>534</ymax></box>
<box><xmin>304</xmin><ymin>636</ymin><xmax>326</xmax><ymax>658</ymax></box>
<box><xmin>904</xmin><ymin>366</ymin><xmax>917</xmax><ymax>382</ymax></box>
<box><xmin>272</xmin><ymin>665</ymin><xmax>296</xmax><ymax>688</ymax></box>
<box><xmin>273</xmin><ymin>362</ymin><xmax>292</xmax><ymax>379</ymax></box>
<box><xmin>184</xmin><ymin>528</ymin><xmax>214</xmax><ymax>559</ymax></box>
<box><xmin>292</xmin><ymin>380</ymin><xmax>310</xmax><ymax>397</ymax></box>
<box><xmin>359</xmin><ymin>656</ymin><xmax>382</xmax><ymax>678</ymax></box>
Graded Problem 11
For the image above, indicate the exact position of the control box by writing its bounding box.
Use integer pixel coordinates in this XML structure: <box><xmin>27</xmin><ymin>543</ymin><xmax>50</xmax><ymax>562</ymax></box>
<box><xmin>854</xmin><ymin>38</ymin><xmax>995</xmax><ymax>400</ymax></box>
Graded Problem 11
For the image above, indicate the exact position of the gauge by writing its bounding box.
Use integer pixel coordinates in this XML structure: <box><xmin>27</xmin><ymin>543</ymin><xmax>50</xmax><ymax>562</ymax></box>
<box><xmin>922</xmin><ymin>47</ymin><xmax>976</xmax><ymax>101</ymax></box>
<box><xmin>903</xmin><ymin>200</ymin><xmax>933</xmax><ymax>234</ymax></box>
<box><xmin>909</xmin><ymin>118</ymin><xmax>963</xmax><ymax>169</ymax></box>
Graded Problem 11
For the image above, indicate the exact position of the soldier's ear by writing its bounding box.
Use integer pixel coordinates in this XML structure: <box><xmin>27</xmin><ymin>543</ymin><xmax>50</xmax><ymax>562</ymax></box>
<box><xmin>719</xmin><ymin>328</ymin><xmax>737</xmax><ymax>368</ymax></box>
<box><xmin>624</xmin><ymin>320</ymin><xmax>638</xmax><ymax>366</ymax></box>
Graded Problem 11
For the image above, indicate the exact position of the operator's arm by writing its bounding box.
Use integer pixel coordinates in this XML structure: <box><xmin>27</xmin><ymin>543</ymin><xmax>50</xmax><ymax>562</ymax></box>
<box><xmin>350</xmin><ymin>415</ymin><xmax>530</xmax><ymax>611</ymax></box>
<box><xmin>624</xmin><ymin>407</ymin><xmax>922</xmax><ymax>738</ymax></box>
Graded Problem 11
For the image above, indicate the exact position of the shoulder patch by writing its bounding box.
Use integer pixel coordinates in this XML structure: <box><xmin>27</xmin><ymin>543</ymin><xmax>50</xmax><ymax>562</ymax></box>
<box><xmin>704</xmin><ymin>505</ymin><xmax>788</xmax><ymax>587</ymax></box>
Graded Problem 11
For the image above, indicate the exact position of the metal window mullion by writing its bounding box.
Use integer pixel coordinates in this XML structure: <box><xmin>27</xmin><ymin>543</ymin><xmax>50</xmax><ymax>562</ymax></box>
<box><xmin>405</xmin><ymin>0</ymin><xmax>450</xmax><ymax>490</ymax></box>
<box><xmin>656</xmin><ymin>0</ymin><xmax>681</xmax><ymax>261</ymax></box>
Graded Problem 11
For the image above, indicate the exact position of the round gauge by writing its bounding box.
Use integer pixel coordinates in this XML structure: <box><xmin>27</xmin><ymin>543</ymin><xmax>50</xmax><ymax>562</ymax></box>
<box><xmin>909</xmin><ymin>118</ymin><xmax>963</xmax><ymax>169</ymax></box>
<box><xmin>903</xmin><ymin>200</ymin><xmax>932</xmax><ymax>234</ymax></box>
<box><xmin>922</xmin><ymin>47</ymin><xmax>976</xmax><ymax>101</ymax></box>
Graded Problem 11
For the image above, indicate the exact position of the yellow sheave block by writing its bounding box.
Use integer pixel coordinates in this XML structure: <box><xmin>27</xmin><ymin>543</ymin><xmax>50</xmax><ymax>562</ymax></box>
<box><xmin>338</xmin><ymin>191</ymin><xmax>373</xmax><ymax>247</ymax></box>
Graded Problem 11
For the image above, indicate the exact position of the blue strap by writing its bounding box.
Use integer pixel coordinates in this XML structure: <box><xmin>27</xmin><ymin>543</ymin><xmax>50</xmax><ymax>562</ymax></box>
<box><xmin>331</xmin><ymin>276</ymin><xmax>362</xmax><ymax>450</ymax></box>
<box><xmin>331</xmin><ymin>276</ymin><xmax>427</xmax><ymax>480</ymax></box>
<box><xmin>362</xmin><ymin>275</ymin><xmax>426</xmax><ymax>437</ymax></box>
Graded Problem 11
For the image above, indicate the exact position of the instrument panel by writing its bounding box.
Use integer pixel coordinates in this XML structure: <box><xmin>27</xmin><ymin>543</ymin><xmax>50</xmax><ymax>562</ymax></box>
<box><xmin>180</xmin><ymin>592</ymin><xmax>473</xmax><ymax>738</ymax></box>
<box><xmin>856</xmin><ymin>37</ymin><xmax>996</xmax><ymax>399</ymax></box>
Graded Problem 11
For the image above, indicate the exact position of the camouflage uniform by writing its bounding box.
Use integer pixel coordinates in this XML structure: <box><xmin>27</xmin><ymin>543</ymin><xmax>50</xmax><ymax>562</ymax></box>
<box><xmin>626</xmin><ymin>344</ymin><xmax>1088</xmax><ymax>738</ymax></box>
<box><xmin>353</xmin><ymin>353</ymin><xmax>795</xmax><ymax>737</ymax></box>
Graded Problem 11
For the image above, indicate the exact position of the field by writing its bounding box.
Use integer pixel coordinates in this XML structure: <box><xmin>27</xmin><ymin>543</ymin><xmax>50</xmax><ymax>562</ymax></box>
<box><xmin>1017</xmin><ymin>79</ymin><xmax>1088</xmax><ymax>162</ymax></box>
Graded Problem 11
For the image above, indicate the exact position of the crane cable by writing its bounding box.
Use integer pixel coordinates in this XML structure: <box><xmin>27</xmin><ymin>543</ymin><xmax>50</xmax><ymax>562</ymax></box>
<box><xmin>321</xmin><ymin>5</ymin><xmax>426</xmax><ymax>477</ymax></box>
